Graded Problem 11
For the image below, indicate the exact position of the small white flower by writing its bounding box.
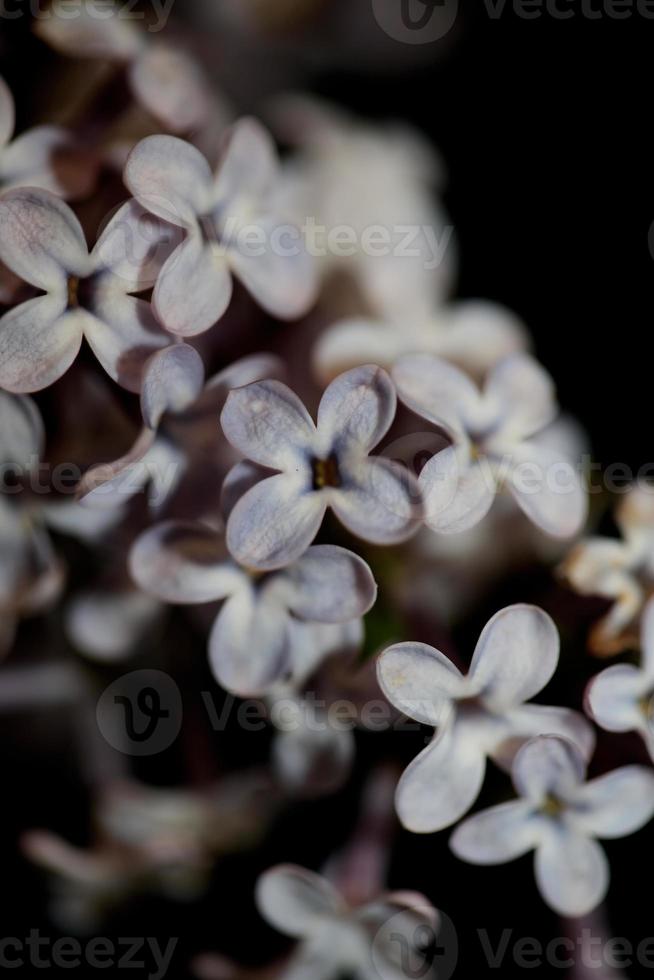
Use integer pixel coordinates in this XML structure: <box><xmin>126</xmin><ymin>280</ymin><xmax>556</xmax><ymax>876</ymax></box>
<box><xmin>585</xmin><ymin>594</ymin><xmax>654</xmax><ymax>757</ymax></box>
<box><xmin>256</xmin><ymin>864</ymin><xmax>437</xmax><ymax>980</ymax></box>
<box><xmin>220</xmin><ymin>364</ymin><xmax>422</xmax><ymax>570</ymax></box>
<box><xmin>124</xmin><ymin>120</ymin><xmax>317</xmax><ymax>336</ymax></box>
<box><xmin>129</xmin><ymin>519</ymin><xmax>376</xmax><ymax>697</ymax></box>
<box><xmin>377</xmin><ymin>604</ymin><xmax>594</xmax><ymax>832</ymax></box>
<box><xmin>450</xmin><ymin>734</ymin><xmax>654</xmax><ymax>917</ymax></box>
<box><xmin>391</xmin><ymin>351</ymin><xmax>587</xmax><ymax>538</ymax></box>
<box><xmin>560</xmin><ymin>484</ymin><xmax>654</xmax><ymax>655</ymax></box>
<box><xmin>0</xmin><ymin>190</ymin><xmax>173</xmax><ymax>393</ymax></box>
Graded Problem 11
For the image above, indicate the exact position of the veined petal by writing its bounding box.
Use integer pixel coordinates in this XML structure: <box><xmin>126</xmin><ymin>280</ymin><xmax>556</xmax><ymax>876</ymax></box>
<box><xmin>585</xmin><ymin>664</ymin><xmax>649</xmax><ymax>734</ymax></box>
<box><xmin>512</xmin><ymin>736</ymin><xmax>585</xmax><ymax>804</ymax></box>
<box><xmin>534</xmin><ymin>828</ymin><xmax>609</xmax><ymax>917</ymax></box>
<box><xmin>221</xmin><ymin>379</ymin><xmax>316</xmax><ymax>470</ymax></box>
<box><xmin>0</xmin><ymin>75</ymin><xmax>15</xmax><ymax>149</ymax></box>
<box><xmin>392</xmin><ymin>353</ymin><xmax>480</xmax><ymax>437</ymax></box>
<box><xmin>129</xmin><ymin>521</ymin><xmax>243</xmax><ymax>604</ymax></box>
<box><xmin>377</xmin><ymin>641</ymin><xmax>465</xmax><ymax>727</ymax></box>
<box><xmin>504</xmin><ymin>441</ymin><xmax>587</xmax><ymax>538</ymax></box>
<box><xmin>0</xmin><ymin>188</ymin><xmax>88</xmax><ymax>290</ymax></box>
<box><xmin>332</xmin><ymin>457</ymin><xmax>422</xmax><ymax>544</ymax></box>
<box><xmin>284</xmin><ymin>545</ymin><xmax>377</xmax><ymax>623</ymax></box>
<box><xmin>317</xmin><ymin>365</ymin><xmax>396</xmax><ymax>453</ymax></box>
<box><xmin>214</xmin><ymin>117</ymin><xmax>278</xmax><ymax>204</ymax></box>
<box><xmin>0</xmin><ymin>297</ymin><xmax>83</xmax><ymax>392</ymax></box>
<box><xmin>484</xmin><ymin>353</ymin><xmax>557</xmax><ymax>442</ymax></box>
<box><xmin>469</xmin><ymin>604</ymin><xmax>559</xmax><ymax>711</ymax></box>
<box><xmin>572</xmin><ymin>766</ymin><xmax>654</xmax><ymax>838</ymax></box>
<box><xmin>153</xmin><ymin>234</ymin><xmax>232</xmax><ymax>336</ymax></box>
<box><xmin>128</xmin><ymin>44</ymin><xmax>211</xmax><ymax>133</ymax></box>
<box><xmin>226</xmin><ymin>473</ymin><xmax>325</xmax><ymax>571</ymax></box>
<box><xmin>395</xmin><ymin>723</ymin><xmax>486</xmax><ymax>832</ymax></box>
<box><xmin>124</xmin><ymin>135</ymin><xmax>213</xmax><ymax>228</ymax></box>
<box><xmin>208</xmin><ymin>589</ymin><xmax>290</xmax><ymax>697</ymax></box>
<box><xmin>141</xmin><ymin>343</ymin><xmax>205</xmax><ymax>429</ymax></box>
<box><xmin>419</xmin><ymin>446</ymin><xmax>495</xmax><ymax>534</ymax></box>
<box><xmin>220</xmin><ymin>460</ymin><xmax>270</xmax><ymax>523</ymax></box>
<box><xmin>91</xmin><ymin>198</ymin><xmax>182</xmax><ymax>292</ymax></box>
<box><xmin>255</xmin><ymin>865</ymin><xmax>343</xmax><ymax>938</ymax></box>
<box><xmin>450</xmin><ymin>799</ymin><xmax>541</xmax><ymax>864</ymax></box>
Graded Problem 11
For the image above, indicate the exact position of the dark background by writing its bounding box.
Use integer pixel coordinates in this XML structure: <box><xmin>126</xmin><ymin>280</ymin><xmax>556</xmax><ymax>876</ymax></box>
<box><xmin>1</xmin><ymin>2</ymin><xmax>652</xmax><ymax>977</ymax></box>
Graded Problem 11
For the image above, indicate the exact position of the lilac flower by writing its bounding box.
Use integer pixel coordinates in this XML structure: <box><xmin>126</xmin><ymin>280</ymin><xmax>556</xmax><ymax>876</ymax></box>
<box><xmin>220</xmin><ymin>364</ymin><xmax>422</xmax><ymax>570</ymax></box>
<box><xmin>256</xmin><ymin>864</ymin><xmax>437</xmax><ymax>980</ymax></box>
<box><xmin>129</xmin><ymin>519</ymin><xmax>376</xmax><ymax>696</ymax></box>
<box><xmin>560</xmin><ymin>485</ymin><xmax>654</xmax><ymax>655</ymax></box>
<box><xmin>124</xmin><ymin>120</ymin><xmax>317</xmax><ymax>336</ymax></box>
<box><xmin>585</xmin><ymin>595</ymin><xmax>654</xmax><ymax>757</ymax></box>
<box><xmin>450</xmin><ymin>735</ymin><xmax>654</xmax><ymax>917</ymax></box>
<box><xmin>391</xmin><ymin>351</ymin><xmax>587</xmax><ymax>538</ymax></box>
<box><xmin>377</xmin><ymin>604</ymin><xmax>594</xmax><ymax>832</ymax></box>
<box><xmin>0</xmin><ymin>190</ymin><xmax>173</xmax><ymax>393</ymax></box>
<box><xmin>0</xmin><ymin>75</ymin><xmax>96</xmax><ymax>199</ymax></box>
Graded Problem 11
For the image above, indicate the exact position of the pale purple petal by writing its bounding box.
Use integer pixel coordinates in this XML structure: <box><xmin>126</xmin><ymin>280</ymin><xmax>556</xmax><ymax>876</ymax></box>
<box><xmin>284</xmin><ymin>545</ymin><xmax>377</xmax><ymax>623</ymax></box>
<box><xmin>641</xmin><ymin>595</ymin><xmax>654</xmax><ymax>678</ymax></box>
<box><xmin>572</xmin><ymin>766</ymin><xmax>654</xmax><ymax>838</ymax></box>
<box><xmin>419</xmin><ymin>446</ymin><xmax>495</xmax><ymax>534</ymax></box>
<box><xmin>376</xmin><ymin>642</ymin><xmax>465</xmax><ymax>727</ymax></box>
<box><xmin>141</xmin><ymin>343</ymin><xmax>205</xmax><ymax>429</ymax></box>
<box><xmin>124</xmin><ymin>135</ymin><xmax>213</xmax><ymax>228</ymax></box>
<box><xmin>469</xmin><ymin>604</ymin><xmax>559</xmax><ymax>711</ymax></box>
<box><xmin>219</xmin><ymin>461</ymin><xmax>269</xmax><ymax>523</ymax></box>
<box><xmin>128</xmin><ymin>45</ymin><xmax>211</xmax><ymax>133</ymax></box>
<box><xmin>392</xmin><ymin>353</ymin><xmax>480</xmax><ymax>436</ymax></box>
<box><xmin>312</xmin><ymin>318</ymin><xmax>404</xmax><ymax>382</ymax></box>
<box><xmin>0</xmin><ymin>391</ymin><xmax>44</xmax><ymax>465</ymax></box>
<box><xmin>34</xmin><ymin>0</ymin><xmax>143</xmax><ymax>59</ymax></box>
<box><xmin>497</xmin><ymin>705</ymin><xmax>595</xmax><ymax>768</ymax></box>
<box><xmin>504</xmin><ymin>441</ymin><xmax>587</xmax><ymax>538</ymax></box>
<box><xmin>512</xmin><ymin>735</ymin><xmax>586</xmax><ymax>803</ymax></box>
<box><xmin>395</xmin><ymin>724</ymin><xmax>486</xmax><ymax>832</ymax></box>
<box><xmin>450</xmin><ymin>800</ymin><xmax>541</xmax><ymax>864</ymax></box>
<box><xmin>208</xmin><ymin>589</ymin><xmax>290</xmax><ymax>696</ymax></box>
<box><xmin>0</xmin><ymin>297</ymin><xmax>84</xmax><ymax>393</ymax></box>
<box><xmin>484</xmin><ymin>353</ymin><xmax>557</xmax><ymax>442</ymax></box>
<box><xmin>153</xmin><ymin>234</ymin><xmax>232</xmax><ymax>336</ymax></box>
<box><xmin>65</xmin><ymin>590</ymin><xmax>161</xmax><ymax>662</ymax></box>
<box><xmin>0</xmin><ymin>188</ymin><xmax>88</xmax><ymax>290</ymax></box>
<box><xmin>0</xmin><ymin>126</ymin><xmax>97</xmax><ymax>199</ymax></box>
<box><xmin>76</xmin><ymin>428</ymin><xmax>155</xmax><ymax>508</ymax></box>
<box><xmin>221</xmin><ymin>379</ymin><xmax>316</xmax><ymax>470</ymax></box>
<box><xmin>213</xmin><ymin>117</ymin><xmax>278</xmax><ymax>203</ymax></box>
<box><xmin>585</xmin><ymin>664</ymin><xmax>649</xmax><ymax>735</ymax></box>
<box><xmin>255</xmin><ymin>865</ymin><xmax>343</xmax><ymax>937</ymax></box>
<box><xmin>332</xmin><ymin>457</ymin><xmax>422</xmax><ymax>544</ymax></box>
<box><xmin>92</xmin><ymin>198</ymin><xmax>181</xmax><ymax>292</ymax></box>
<box><xmin>226</xmin><ymin>474</ymin><xmax>325</xmax><ymax>570</ymax></box>
<box><xmin>0</xmin><ymin>75</ymin><xmax>15</xmax><ymax>149</ymax></box>
<box><xmin>317</xmin><ymin>365</ymin><xmax>396</xmax><ymax>453</ymax></box>
<box><xmin>535</xmin><ymin>828</ymin><xmax>609</xmax><ymax>917</ymax></box>
<box><xmin>129</xmin><ymin>521</ymin><xmax>243</xmax><ymax>604</ymax></box>
<box><xmin>434</xmin><ymin>300</ymin><xmax>528</xmax><ymax>374</ymax></box>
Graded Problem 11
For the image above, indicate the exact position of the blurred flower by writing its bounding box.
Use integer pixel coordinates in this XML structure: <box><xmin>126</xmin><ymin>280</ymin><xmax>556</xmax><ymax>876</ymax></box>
<box><xmin>124</xmin><ymin>120</ymin><xmax>317</xmax><ymax>336</ymax></box>
<box><xmin>0</xmin><ymin>191</ymin><xmax>174</xmax><ymax>393</ymax></box>
<box><xmin>392</xmin><ymin>352</ymin><xmax>587</xmax><ymax>538</ymax></box>
<box><xmin>450</xmin><ymin>735</ymin><xmax>654</xmax><ymax>917</ymax></box>
<box><xmin>377</xmin><ymin>604</ymin><xmax>594</xmax><ymax>832</ymax></box>
<box><xmin>221</xmin><ymin>365</ymin><xmax>422</xmax><ymax>569</ymax></box>
<box><xmin>560</xmin><ymin>484</ymin><xmax>654</xmax><ymax>655</ymax></box>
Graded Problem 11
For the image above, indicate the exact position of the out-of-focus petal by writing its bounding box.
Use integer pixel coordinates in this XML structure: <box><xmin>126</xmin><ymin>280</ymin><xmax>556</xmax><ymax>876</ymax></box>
<box><xmin>419</xmin><ymin>447</ymin><xmax>495</xmax><ymax>534</ymax></box>
<box><xmin>433</xmin><ymin>300</ymin><xmax>528</xmax><ymax>375</ymax></box>
<box><xmin>76</xmin><ymin>427</ymin><xmax>155</xmax><ymax>508</ymax></box>
<box><xmin>153</xmin><ymin>234</ymin><xmax>232</xmax><ymax>336</ymax></box>
<box><xmin>221</xmin><ymin>379</ymin><xmax>316</xmax><ymax>470</ymax></box>
<box><xmin>534</xmin><ymin>828</ymin><xmax>608</xmax><ymax>917</ymax></box>
<box><xmin>0</xmin><ymin>126</ymin><xmax>97</xmax><ymax>199</ymax></box>
<box><xmin>124</xmin><ymin>135</ymin><xmax>213</xmax><ymax>228</ymax></box>
<box><xmin>34</xmin><ymin>0</ymin><xmax>143</xmax><ymax>59</ymax></box>
<box><xmin>585</xmin><ymin>664</ymin><xmax>648</xmax><ymax>735</ymax></box>
<box><xmin>92</xmin><ymin>198</ymin><xmax>181</xmax><ymax>292</ymax></box>
<box><xmin>512</xmin><ymin>735</ymin><xmax>585</xmax><ymax>803</ymax></box>
<box><xmin>0</xmin><ymin>75</ymin><xmax>15</xmax><ymax>148</ymax></box>
<box><xmin>0</xmin><ymin>391</ymin><xmax>44</xmax><ymax>465</ymax></box>
<box><xmin>141</xmin><ymin>343</ymin><xmax>205</xmax><ymax>429</ymax></box>
<box><xmin>65</xmin><ymin>590</ymin><xmax>161</xmax><ymax>662</ymax></box>
<box><xmin>469</xmin><ymin>604</ymin><xmax>559</xmax><ymax>711</ymax></box>
<box><xmin>284</xmin><ymin>545</ymin><xmax>377</xmax><ymax>623</ymax></box>
<box><xmin>450</xmin><ymin>800</ymin><xmax>541</xmax><ymax>864</ymax></box>
<box><xmin>312</xmin><ymin>318</ymin><xmax>404</xmax><ymax>382</ymax></box>
<box><xmin>332</xmin><ymin>457</ymin><xmax>422</xmax><ymax>544</ymax></box>
<box><xmin>504</xmin><ymin>441</ymin><xmax>587</xmax><ymax>538</ymax></box>
<box><xmin>392</xmin><ymin>353</ymin><xmax>480</xmax><ymax>436</ymax></box>
<box><xmin>497</xmin><ymin>705</ymin><xmax>595</xmax><ymax>769</ymax></box>
<box><xmin>484</xmin><ymin>353</ymin><xmax>557</xmax><ymax>442</ymax></box>
<box><xmin>317</xmin><ymin>365</ymin><xmax>396</xmax><ymax>453</ymax></box>
<box><xmin>128</xmin><ymin>45</ymin><xmax>211</xmax><ymax>133</ymax></box>
<box><xmin>226</xmin><ymin>474</ymin><xmax>325</xmax><ymax>570</ymax></box>
<box><xmin>255</xmin><ymin>864</ymin><xmax>343</xmax><ymax>937</ymax></box>
<box><xmin>208</xmin><ymin>589</ymin><xmax>289</xmax><ymax>696</ymax></box>
<box><xmin>129</xmin><ymin>521</ymin><xmax>243</xmax><ymax>604</ymax></box>
<box><xmin>641</xmin><ymin>595</ymin><xmax>654</xmax><ymax>678</ymax></box>
<box><xmin>376</xmin><ymin>641</ymin><xmax>464</xmax><ymax>727</ymax></box>
<box><xmin>573</xmin><ymin>766</ymin><xmax>654</xmax><ymax>839</ymax></box>
<box><xmin>0</xmin><ymin>297</ymin><xmax>84</xmax><ymax>393</ymax></box>
<box><xmin>214</xmin><ymin>117</ymin><xmax>278</xmax><ymax>204</ymax></box>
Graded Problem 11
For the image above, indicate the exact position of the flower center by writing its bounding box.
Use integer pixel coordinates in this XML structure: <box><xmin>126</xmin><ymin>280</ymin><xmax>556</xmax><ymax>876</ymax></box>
<box><xmin>67</xmin><ymin>275</ymin><xmax>80</xmax><ymax>309</ymax></box>
<box><xmin>541</xmin><ymin>794</ymin><xmax>565</xmax><ymax>818</ymax></box>
<box><xmin>312</xmin><ymin>453</ymin><xmax>341</xmax><ymax>490</ymax></box>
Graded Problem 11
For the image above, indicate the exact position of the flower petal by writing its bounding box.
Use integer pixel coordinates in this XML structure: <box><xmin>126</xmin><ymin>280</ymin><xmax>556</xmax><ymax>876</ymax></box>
<box><xmin>512</xmin><ymin>735</ymin><xmax>586</xmax><ymax>803</ymax></box>
<box><xmin>272</xmin><ymin>722</ymin><xmax>355</xmax><ymax>797</ymax></box>
<box><xmin>450</xmin><ymin>800</ymin><xmax>540</xmax><ymax>864</ymax></box>
<box><xmin>534</xmin><ymin>829</ymin><xmax>609</xmax><ymax>917</ymax></box>
<box><xmin>76</xmin><ymin>427</ymin><xmax>155</xmax><ymax>509</ymax></box>
<box><xmin>124</xmin><ymin>135</ymin><xmax>213</xmax><ymax>228</ymax></box>
<box><xmin>332</xmin><ymin>457</ymin><xmax>422</xmax><ymax>544</ymax></box>
<box><xmin>312</xmin><ymin>318</ymin><xmax>405</xmax><ymax>383</ymax></box>
<box><xmin>419</xmin><ymin>447</ymin><xmax>495</xmax><ymax>534</ymax></box>
<box><xmin>392</xmin><ymin>353</ymin><xmax>480</xmax><ymax>436</ymax></box>
<box><xmin>129</xmin><ymin>521</ymin><xmax>243</xmax><ymax>604</ymax></box>
<box><xmin>504</xmin><ymin>441</ymin><xmax>587</xmax><ymax>538</ymax></box>
<box><xmin>484</xmin><ymin>353</ymin><xmax>557</xmax><ymax>442</ymax></box>
<box><xmin>226</xmin><ymin>473</ymin><xmax>325</xmax><ymax>571</ymax></box>
<box><xmin>282</xmin><ymin>545</ymin><xmax>377</xmax><ymax>623</ymax></box>
<box><xmin>377</xmin><ymin>642</ymin><xmax>465</xmax><ymax>727</ymax></box>
<box><xmin>585</xmin><ymin>664</ymin><xmax>648</xmax><ymax>735</ymax></box>
<box><xmin>34</xmin><ymin>0</ymin><xmax>143</xmax><ymax>59</ymax></box>
<box><xmin>92</xmin><ymin>198</ymin><xmax>182</xmax><ymax>292</ymax></box>
<box><xmin>395</xmin><ymin>723</ymin><xmax>486</xmax><ymax>832</ymax></box>
<box><xmin>641</xmin><ymin>595</ymin><xmax>654</xmax><ymax>678</ymax></box>
<box><xmin>572</xmin><ymin>766</ymin><xmax>654</xmax><ymax>838</ymax></box>
<box><xmin>469</xmin><ymin>604</ymin><xmax>559</xmax><ymax>711</ymax></box>
<box><xmin>496</xmin><ymin>704</ymin><xmax>595</xmax><ymax>769</ymax></box>
<box><xmin>221</xmin><ymin>379</ymin><xmax>316</xmax><ymax>470</ymax></box>
<box><xmin>208</xmin><ymin>589</ymin><xmax>290</xmax><ymax>696</ymax></box>
<box><xmin>65</xmin><ymin>590</ymin><xmax>161</xmax><ymax>662</ymax></box>
<box><xmin>0</xmin><ymin>297</ymin><xmax>83</xmax><ymax>393</ymax></box>
<box><xmin>0</xmin><ymin>391</ymin><xmax>44</xmax><ymax>466</ymax></box>
<box><xmin>214</xmin><ymin>117</ymin><xmax>278</xmax><ymax>204</ymax></box>
<box><xmin>0</xmin><ymin>75</ymin><xmax>15</xmax><ymax>149</ymax></box>
<box><xmin>433</xmin><ymin>300</ymin><xmax>528</xmax><ymax>374</ymax></box>
<box><xmin>255</xmin><ymin>865</ymin><xmax>343</xmax><ymax>938</ymax></box>
<box><xmin>141</xmin><ymin>343</ymin><xmax>205</xmax><ymax>429</ymax></box>
<box><xmin>153</xmin><ymin>234</ymin><xmax>232</xmax><ymax>336</ymax></box>
<box><xmin>128</xmin><ymin>45</ymin><xmax>211</xmax><ymax>133</ymax></box>
<box><xmin>0</xmin><ymin>188</ymin><xmax>88</xmax><ymax>290</ymax></box>
<box><xmin>317</xmin><ymin>365</ymin><xmax>396</xmax><ymax>453</ymax></box>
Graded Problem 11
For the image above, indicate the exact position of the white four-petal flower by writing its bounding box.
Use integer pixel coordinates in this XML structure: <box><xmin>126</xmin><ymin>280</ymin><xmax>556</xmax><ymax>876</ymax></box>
<box><xmin>450</xmin><ymin>735</ymin><xmax>654</xmax><ymax>917</ymax></box>
<box><xmin>377</xmin><ymin>604</ymin><xmax>594</xmax><ymax>832</ymax></box>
